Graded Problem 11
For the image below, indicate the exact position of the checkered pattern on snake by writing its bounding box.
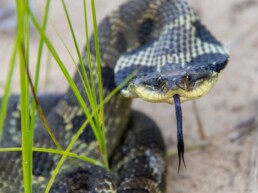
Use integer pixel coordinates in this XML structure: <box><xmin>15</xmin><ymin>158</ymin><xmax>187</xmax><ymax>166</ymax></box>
<box><xmin>0</xmin><ymin>0</ymin><xmax>228</xmax><ymax>192</ymax></box>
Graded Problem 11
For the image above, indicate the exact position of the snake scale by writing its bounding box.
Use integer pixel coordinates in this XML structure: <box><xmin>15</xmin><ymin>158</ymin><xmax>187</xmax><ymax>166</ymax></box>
<box><xmin>0</xmin><ymin>0</ymin><xmax>229</xmax><ymax>192</ymax></box>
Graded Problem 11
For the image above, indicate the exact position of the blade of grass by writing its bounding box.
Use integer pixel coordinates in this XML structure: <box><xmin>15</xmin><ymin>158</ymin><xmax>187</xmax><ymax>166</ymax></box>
<box><xmin>29</xmin><ymin>0</ymin><xmax>52</xmax><ymax>150</ymax></box>
<box><xmin>0</xmin><ymin>147</ymin><xmax>22</xmax><ymax>152</ymax></box>
<box><xmin>0</xmin><ymin>147</ymin><xmax>103</xmax><ymax>167</ymax></box>
<box><xmin>0</xmin><ymin>37</ymin><xmax>18</xmax><ymax>142</ymax></box>
<box><xmin>33</xmin><ymin>0</ymin><xmax>51</xmax><ymax>91</ymax></box>
<box><xmin>90</xmin><ymin>0</ymin><xmax>103</xmax><ymax>104</ymax></box>
<box><xmin>16</xmin><ymin>0</ymin><xmax>32</xmax><ymax>191</ymax></box>
<box><xmin>90</xmin><ymin>0</ymin><xmax>108</xmax><ymax>167</ymax></box>
<box><xmin>83</xmin><ymin>0</ymin><xmax>107</xmax><ymax>165</ymax></box>
<box><xmin>83</xmin><ymin>0</ymin><xmax>97</xmax><ymax>108</ymax></box>
<box><xmin>33</xmin><ymin>148</ymin><xmax>103</xmax><ymax>166</ymax></box>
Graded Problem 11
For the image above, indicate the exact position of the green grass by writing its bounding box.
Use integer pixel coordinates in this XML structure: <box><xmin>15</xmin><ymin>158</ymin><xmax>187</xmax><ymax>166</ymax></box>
<box><xmin>0</xmin><ymin>0</ymin><xmax>121</xmax><ymax>192</ymax></box>
<box><xmin>0</xmin><ymin>38</ymin><xmax>18</xmax><ymax>141</ymax></box>
<box><xmin>16</xmin><ymin>0</ymin><xmax>33</xmax><ymax>192</ymax></box>
<box><xmin>0</xmin><ymin>0</ymin><xmax>138</xmax><ymax>191</ymax></box>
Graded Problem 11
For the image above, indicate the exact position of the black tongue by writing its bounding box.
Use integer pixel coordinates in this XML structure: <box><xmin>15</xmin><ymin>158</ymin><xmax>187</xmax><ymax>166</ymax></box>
<box><xmin>173</xmin><ymin>94</ymin><xmax>186</xmax><ymax>173</ymax></box>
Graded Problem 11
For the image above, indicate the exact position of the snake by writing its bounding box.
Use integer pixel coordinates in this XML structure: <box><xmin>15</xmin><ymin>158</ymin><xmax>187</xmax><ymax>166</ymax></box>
<box><xmin>0</xmin><ymin>0</ymin><xmax>229</xmax><ymax>192</ymax></box>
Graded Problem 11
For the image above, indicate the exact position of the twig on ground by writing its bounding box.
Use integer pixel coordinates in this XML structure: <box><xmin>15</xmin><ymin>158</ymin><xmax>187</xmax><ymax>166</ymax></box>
<box><xmin>245</xmin><ymin>100</ymin><xmax>258</xmax><ymax>193</ymax></box>
<box><xmin>192</xmin><ymin>101</ymin><xmax>207</xmax><ymax>140</ymax></box>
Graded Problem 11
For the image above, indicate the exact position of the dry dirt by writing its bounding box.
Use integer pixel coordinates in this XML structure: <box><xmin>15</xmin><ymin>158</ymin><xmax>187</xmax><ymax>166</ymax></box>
<box><xmin>1</xmin><ymin>0</ymin><xmax>258</xmax><ymax>193</ymax></box>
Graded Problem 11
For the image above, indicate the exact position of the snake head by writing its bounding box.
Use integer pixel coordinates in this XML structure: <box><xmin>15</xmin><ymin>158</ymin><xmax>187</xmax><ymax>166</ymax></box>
<box><xmin>123</xmin><ymin>67</ymin><xmax>218</xmax><ymax>104</ymax></box>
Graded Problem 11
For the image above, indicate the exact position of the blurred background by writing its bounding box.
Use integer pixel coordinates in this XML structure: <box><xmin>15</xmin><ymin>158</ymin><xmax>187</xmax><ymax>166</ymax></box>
<box><xmin>0</xmin><ymin>0</ymin><xmax>258</xmax><ymax>192</ymax></box>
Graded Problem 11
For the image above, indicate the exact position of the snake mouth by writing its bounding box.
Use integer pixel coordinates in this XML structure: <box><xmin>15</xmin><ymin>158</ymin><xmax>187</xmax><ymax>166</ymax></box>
<box><xmin>123</xmin><ymin>70</ymin><xmax>219</xmax><ymax>104</ymax></box>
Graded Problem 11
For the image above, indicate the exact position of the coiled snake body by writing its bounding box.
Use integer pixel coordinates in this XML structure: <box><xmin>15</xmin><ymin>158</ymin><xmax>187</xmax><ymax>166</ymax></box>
<box><xmin>0</xmin><ymin>0</ymin><xmax>228</xmax><ymax>192</ymax></box>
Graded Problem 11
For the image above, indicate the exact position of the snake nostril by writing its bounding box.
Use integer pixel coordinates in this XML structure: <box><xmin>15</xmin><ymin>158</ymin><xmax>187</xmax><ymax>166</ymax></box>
<box><xmin>186</xmin><ymin>75</ymin><xmax>191</xmax><ymax>82</ymax></box>
<box><xmin>175</xmin><ymin>77</ymin><xmax>190</xmax><ymax>90</ymax></box>
<box><xmin>157</xmin><ymin>78</ymin><xmax>163</xmax><ymax>87</ymax></box>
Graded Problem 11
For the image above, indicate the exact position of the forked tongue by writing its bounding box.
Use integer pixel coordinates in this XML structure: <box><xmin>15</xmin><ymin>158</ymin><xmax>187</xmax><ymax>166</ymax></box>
<box><xmin>173</xmin><ymin>94</ymin><xmax>186</xmax><ymax>173</ymax></box>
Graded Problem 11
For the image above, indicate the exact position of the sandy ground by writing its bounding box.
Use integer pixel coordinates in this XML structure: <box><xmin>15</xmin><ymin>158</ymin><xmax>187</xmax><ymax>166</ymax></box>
<box><xmin>1</xmin><ymin>0</ymin><xmax>258</xmax><ymax>193</ymax></box>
